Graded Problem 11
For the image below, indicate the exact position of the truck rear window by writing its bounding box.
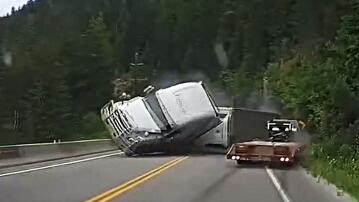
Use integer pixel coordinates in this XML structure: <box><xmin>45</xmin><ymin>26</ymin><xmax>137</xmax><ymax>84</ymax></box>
<box><xmin>143</xmin><ymin>94</ymin><xmax>171</xmax><ymax>131</ymax></box>
<box><xmin>201</xmin><ymin>83</ymin><xmax>219</xmax><ymax>116</ymax></box>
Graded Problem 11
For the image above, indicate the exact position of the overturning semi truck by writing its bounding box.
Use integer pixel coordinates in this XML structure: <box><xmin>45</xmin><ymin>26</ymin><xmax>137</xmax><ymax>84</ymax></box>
<box><xmin>101</xmin><ymin>82</ymin><xmax>223</xmax><ymax>156</ymax></box>
<box><xmin>101</xmin><ymin>81</ymin><xmax>305</xmax><ymax>165</ymax></box>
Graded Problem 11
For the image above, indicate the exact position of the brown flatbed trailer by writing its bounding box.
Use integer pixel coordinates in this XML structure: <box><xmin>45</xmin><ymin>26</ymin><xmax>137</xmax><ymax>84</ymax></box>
<box><xmin>226</xmin><ymin>140</ymin><xmax>305</xmax><ymax>166</ymax></box>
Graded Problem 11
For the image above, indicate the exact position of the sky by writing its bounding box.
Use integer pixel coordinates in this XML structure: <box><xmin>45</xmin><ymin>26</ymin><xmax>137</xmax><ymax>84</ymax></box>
<box><xmin>0</xmin><ymin>0</ymin><xmax>28</xmax><ymax>16</ymax></box>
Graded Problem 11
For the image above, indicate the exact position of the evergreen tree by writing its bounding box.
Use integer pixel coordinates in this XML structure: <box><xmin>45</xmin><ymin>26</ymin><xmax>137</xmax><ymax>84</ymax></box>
<box><xmin>66</xmin><ymin>12</ymin><xmax>114</xmax><ymax>114</ymax></box>
<box><xmin>0</xmin><ymin>0</ymin><xmax>350</xmax><ymax>144</ymax></box>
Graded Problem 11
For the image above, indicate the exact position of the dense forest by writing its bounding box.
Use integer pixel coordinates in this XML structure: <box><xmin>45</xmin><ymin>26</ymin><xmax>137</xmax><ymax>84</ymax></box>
<box><xmin>268</xmin><ymin>1</ymin><xmax>359</xmax><ymax>196</ymax></box>
<box><xmin>0</xmin><ymin>0</ymin><xmax>348</xmax><ymax>143</ymax></box>
<box><xmin>0</xmin><ymin>0</ymin><xmax>358</xmax><ymax>196</ymax></box>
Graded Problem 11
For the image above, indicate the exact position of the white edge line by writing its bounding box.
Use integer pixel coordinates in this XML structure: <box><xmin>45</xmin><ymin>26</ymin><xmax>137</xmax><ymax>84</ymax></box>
<box><xmin>0</xmin><ymin>139</ymin><xmax>111</xmax><ymax>148</ymax></box>
<box><xmin>0</xmin><ymin>151</ymin><xmax>123</xmax><ymax>177</ymax></box>
<box><xmin>265</xmin><ymin>166</ymin><xmax>292</xmax><ymax>202</ymax></box>
<box><xmin>300</xmin><ymin>168</ymin><xmax>359</xmax><ymax>202</ymax></box>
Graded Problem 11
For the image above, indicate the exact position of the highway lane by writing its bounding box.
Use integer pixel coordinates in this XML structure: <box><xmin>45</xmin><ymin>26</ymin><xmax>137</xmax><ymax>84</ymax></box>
<box><xmin>0</xmin><ymin>152</ymin><xmax>178</xmax><ymax>202</ymax></box>
<box><xmin>117</xmin><ymin>155</ymin><xmax>352</xmax><ymax>202</ymax></box>
<box><xmin>0</xmin><ymin>151</ymin><xmax>121</xmax><ymax>176</ymax></box>
<box><xmin>0</xmin><ymin>153</ymin><xmax>355</xmax><ymax>202</ymax></box>
<box><xmin>273</xmin><ymin>167</ymin><xmax>353</xmax><ymax>202</ymax></box>
<box><xmin>118</xmin><ymin>155</ymin><xmax>282</xmax><ymax>202</ymax></box>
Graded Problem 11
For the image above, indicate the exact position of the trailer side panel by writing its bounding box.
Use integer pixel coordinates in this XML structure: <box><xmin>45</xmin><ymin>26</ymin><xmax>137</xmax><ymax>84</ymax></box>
<box><xmin>231</xmin><ymin>108</ymin><xmax>280</xmax><ymax>143</ymax></box>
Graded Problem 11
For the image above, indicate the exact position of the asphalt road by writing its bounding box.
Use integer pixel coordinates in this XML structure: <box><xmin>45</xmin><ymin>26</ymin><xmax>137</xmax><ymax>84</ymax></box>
<box><xmin>0</xmin><ymin>152</ymin><xmax>354</xmax><ymax>202</ymax></box>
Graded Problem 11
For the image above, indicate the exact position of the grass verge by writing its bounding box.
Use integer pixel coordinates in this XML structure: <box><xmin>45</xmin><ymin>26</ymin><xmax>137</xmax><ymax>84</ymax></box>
<box><xmin>305</xmin><ymin>154</ymin><xmax>359</xmax><ymax>201</ymax></box>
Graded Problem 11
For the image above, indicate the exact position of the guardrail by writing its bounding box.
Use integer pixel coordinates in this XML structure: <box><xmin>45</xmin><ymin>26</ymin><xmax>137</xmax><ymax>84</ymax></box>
<box><xmin>0</xmin><ymin>139</ymin><xmax>118</xmax><ymax>168</ymax></box>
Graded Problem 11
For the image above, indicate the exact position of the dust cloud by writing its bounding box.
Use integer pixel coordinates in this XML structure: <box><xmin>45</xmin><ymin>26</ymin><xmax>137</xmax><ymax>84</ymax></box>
<box><xmin>293</xmin><ymin>130</ymin><xmax>312</xmax><ymax>145</ymax></box>
<box><xmin>233</xmin><ymin>89</ymin><xmax>282</xmax><ymax>114</ymax></box>
<box><xmin>258</xmin><ymin>95</ymin><xmax>282</xmax><ymax>114</ymax></box>
<box><xmin>153</xmin><ymin>70</ymin><xmax>284</xmax><ymax>111</ymax></box>
<box><xmin>214</xmin><ymin>42</ymin><xmax>229</xmax><ymax>68</ymax></box>
<box><xmin>2</xmin><ymin>50</ymin><xmax>12</xmax><ymax>67</ymax></box>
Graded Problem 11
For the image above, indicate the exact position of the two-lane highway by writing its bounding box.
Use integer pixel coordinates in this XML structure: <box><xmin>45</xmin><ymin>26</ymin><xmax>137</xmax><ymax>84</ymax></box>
<box><xmin>117</xmin><ymin>155</ymin><xmax>283</xmax><ymax>202</ymax></box>
<box><xmin>0</xmin><ymin>152</ymin><xmax>178</xmax><ymax>202</ymax></box>
<box><xmin>0</xmin><ymin>152</ymin><xmax>354</xmax><ymax>202</ymax></box>
<box><xmin>113</xmin><ymin>155</ymin><xmax>352</xmax><ymax>202</ymax></box>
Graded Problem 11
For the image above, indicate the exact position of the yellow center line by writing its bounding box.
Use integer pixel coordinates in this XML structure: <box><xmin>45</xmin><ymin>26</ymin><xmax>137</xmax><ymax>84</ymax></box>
<box><xmin>85</xmin><ymin>156</ymin><xmax>189</xmax><ymax>202</ymax></box>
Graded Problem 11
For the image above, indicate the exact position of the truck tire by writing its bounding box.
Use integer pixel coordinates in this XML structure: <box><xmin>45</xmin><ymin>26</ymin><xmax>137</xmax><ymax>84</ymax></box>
<box><xmin>236</xmin><ymin>160</ymin><xmax>242</xmax><ymax>165</ymax></box>
<box><xmin>124</xmin><ymin>150</ymin><xmax>135</xmax><ymax>157</ymax></box>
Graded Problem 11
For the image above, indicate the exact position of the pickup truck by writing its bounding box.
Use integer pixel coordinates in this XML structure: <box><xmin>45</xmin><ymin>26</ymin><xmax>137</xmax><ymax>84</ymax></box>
<box><xmin>226</xmin><ymin>119</ymin><xmax>305</xmax><ymax>166</ymax></box>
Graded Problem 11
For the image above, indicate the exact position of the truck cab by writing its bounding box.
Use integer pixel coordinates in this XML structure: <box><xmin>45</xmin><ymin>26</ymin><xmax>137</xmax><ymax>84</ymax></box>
<box><xmin>267</xmin><ymin>119</ymin><xmax>300</xmax><ymax>142</ymax></box>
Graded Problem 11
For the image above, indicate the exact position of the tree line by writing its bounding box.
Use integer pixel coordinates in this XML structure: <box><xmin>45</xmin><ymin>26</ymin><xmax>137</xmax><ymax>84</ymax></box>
<box><xmin>0</xmin><ymin>0</ymin><xmax>348</xmax><ymax>145</ymax></box>
<box><xmin>267</xmin><ymin>1</ymin><xmax>359</xmax><ymax>195</ymax></box>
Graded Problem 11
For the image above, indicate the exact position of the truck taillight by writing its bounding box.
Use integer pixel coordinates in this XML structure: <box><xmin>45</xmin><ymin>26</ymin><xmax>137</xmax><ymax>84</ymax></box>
<box><xmin>280</xmin><ymin>157</ymin><xmax>290</xmax><ymax>162</ymax></box>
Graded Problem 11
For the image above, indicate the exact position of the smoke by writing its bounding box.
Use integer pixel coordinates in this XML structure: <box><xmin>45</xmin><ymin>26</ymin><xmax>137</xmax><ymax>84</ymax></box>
<box><xmin>214</xmin><ymin>42</ymin><xmax>229</xmax><ymax>68</ymax></box>
<box><xmin>209</xmin><ymin>86</ymin><xmax>231</xmax><ymax>107</ymax></box>
<box><xmin>153</xmin><ymin>70</ymin><xmax>231</xmax><ymax>107</ymax></box>
<box><xmin>293</xmin><ymin>130</ymin><xmax>312</xmax><ymax>145</ymax></box>
<box><xmin>153</xmin><ymin>70</ymin><xmax>182</xmax><ymax>89</ymax></box>
<box><xmin>258</xmin><ymin>77</ymin><xmax>281</xmax><ymax>113</ymax></box>
<box><xmin>150</xmin><ymin>41</ymin><xmax>231</xmax><ymax>106</ymax></box>
<box><xmin>234</xmin><ymin>76</ymin><xmax>282</xmax><ymax>114</ymax></box>
<box><xmin>152</xmin><ymin>70</ymin><xmax>282</xmax><ymax>111</ymax></box>
<box><xmin>2</xmin><ymin>51</ymin><xmax>12</xmax><ymax>67</ymax></box>
<box><xmin>233</xmin><ymin>88</ymin><xmax>282</xmax><ymax>114</ymax></box>
<box><xmin>258</xmin><ymin>96</ymin><xmax>282</xmax><ymax>114</ymax></box>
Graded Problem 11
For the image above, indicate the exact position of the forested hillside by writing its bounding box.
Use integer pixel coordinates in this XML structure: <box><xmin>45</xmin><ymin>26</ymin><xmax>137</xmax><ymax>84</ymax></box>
<box><xmin>0</xmin><ymin>0</ymin><xmax>348</xmax><ymax>144</ymax></box>
<box><xmin>268</xmin><ymin>1</ymin><xmax>359</xmax><ymax>196</ymax></box>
